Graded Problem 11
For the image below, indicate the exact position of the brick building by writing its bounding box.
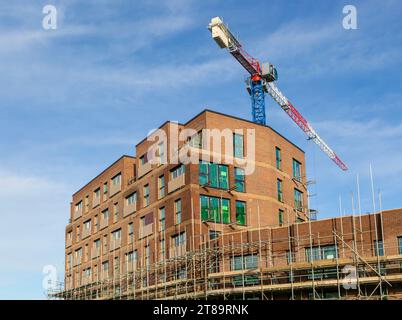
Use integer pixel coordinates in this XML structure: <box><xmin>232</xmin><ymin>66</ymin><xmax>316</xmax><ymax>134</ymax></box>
<box><xmin>55</xmin><ymin>109</ymin><xmax>402</xmax><ymax>300</ymax></box>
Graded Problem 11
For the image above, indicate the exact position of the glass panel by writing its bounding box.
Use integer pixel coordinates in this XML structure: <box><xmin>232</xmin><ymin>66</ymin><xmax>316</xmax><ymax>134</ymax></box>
<box><xmin>200</xmin><ymin>196</ymin><xmax>209</xmax><ymax>221</ymax></box>
<box><xmin>199</xmin><ymin>161</ymin><xmax>208</xmax><ymax>185</ymax></box>
<box><xmin>234</xmin><ymin>134</ymin><xmax>244</xmax><ymax>158</ymax></box>
<box><xmin>236</xmin><ymin>201</ymin><xmax>246</xmax><ymax>225</ymax></box>
<box><xmin>209</xmin><ymin>163</ymin><xmax>218</xmax><ymax>188</ymax></box>
<box><xmin>210</xmin><ymin>197</ymin><xmax>220</xmax><ymax>222</ymax></box>
<box><xmin>218</xmin><ymin>165</ymin><xmax>228</xmax><ymax>189</ymax></box>
<box><xmin>221</xmin><ymin>198</ymin><xmax>230</xmax><ymax>224</ymax></box>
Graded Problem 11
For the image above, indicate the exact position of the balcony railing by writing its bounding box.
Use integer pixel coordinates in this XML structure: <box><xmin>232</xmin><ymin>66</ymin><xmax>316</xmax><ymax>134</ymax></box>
<box><xmin>168</xmin><ymin>174</ymin><xmax>185</xmax><ymax>193</ymax></box>
<box><xmin>73</xmin><ymin>207</ymin><xmax>82</xmax><ymax>220</ymax></box>
<box><xmin>82</xmin><ymin>227</ymin><xmax>91</xmax><ymax>239</ymax></box>
<box><xmin>139</xmin><ymin>224</ymin><xmax>153</xmax><ymax>239</ymax></box>
<box><xmin>99</xmin><ymin>217</ymin><xmax>109</xmax><ymax>230</ymax></box>
<box><xmin>110</xmin><ymin>183</ymin><xmax>121</xmax><ymax>197</ymax></box>
<box><xmin>110</xmin><ymin>238</ymin><xmax>121</xmax><ymax>251</ymax></box>
<box><xmin>138</xmin><ymin>161</ymin><xmax>152</xmax><ymax>178</ymax></box>
<box><xmin>123</xmin><ymin>201</ymin><xmax>137</xmax><ymax>217</ymax></box>
<box><xmin>91</xmin><ymin>247</ymin><xmax>100</xmax><ymax>259</ymax></box>
<box><xmin>169</xmin><ymin>243</ymin><xmax>186</xmax><ymax>258</ymax></box>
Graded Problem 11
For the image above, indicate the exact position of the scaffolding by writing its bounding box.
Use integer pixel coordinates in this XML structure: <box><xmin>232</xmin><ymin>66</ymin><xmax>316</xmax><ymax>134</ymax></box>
<box><xmin>48</xmin><ymin>212</ymin><xmax>402</xmax><ymax>300</ymax></box>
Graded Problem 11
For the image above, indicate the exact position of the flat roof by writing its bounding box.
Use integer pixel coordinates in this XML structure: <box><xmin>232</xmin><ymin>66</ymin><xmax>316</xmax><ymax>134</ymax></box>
<box><xmin>72</xmin><ymin>155</ymin><xmax>135</xmax><ymax>197</ymax></box>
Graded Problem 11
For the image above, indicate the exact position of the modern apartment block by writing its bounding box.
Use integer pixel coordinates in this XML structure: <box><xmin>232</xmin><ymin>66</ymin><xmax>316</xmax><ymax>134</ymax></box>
<box><xmin>55</xmin><ymin>109</ymin><xmax>402</xmax><ymax>300</ymax></box>
<box><xmin>64</xmin><ymin>109</ymin><xmax>306</xmax><ymax>289</ymax></box>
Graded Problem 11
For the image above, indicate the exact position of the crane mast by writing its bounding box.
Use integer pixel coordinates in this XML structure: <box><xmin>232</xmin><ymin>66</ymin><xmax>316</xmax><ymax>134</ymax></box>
<box><xmin>208</xmin><ymin>17</ymin><xmax>348</xmax><ymax>171</ymax></box>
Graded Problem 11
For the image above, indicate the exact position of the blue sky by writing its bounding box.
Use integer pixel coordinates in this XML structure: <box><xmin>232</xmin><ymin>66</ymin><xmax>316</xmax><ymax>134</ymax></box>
<box><xmin>0</xmin><ymin>0</ymin><xmax>401</xmax><ymax>299</ymax></box>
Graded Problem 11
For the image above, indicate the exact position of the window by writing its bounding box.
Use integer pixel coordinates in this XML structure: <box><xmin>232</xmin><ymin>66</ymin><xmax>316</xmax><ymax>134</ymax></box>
<box><xmin>103</xmin><ymin>182</ymin><xmax>108</xmax><ymax>197</ymax></box>
<box><xmin>200</xmin><ymin>195</ymin><xmax>230</xmax><ymax>224</ymax></box>
<box><xmin>112</xmin><ymin>173</ymin><xmax>121</xmax><ymax>186</ymax></box>
<box><xmin>275</xmin><ymin>147</ymin><xmax>281</xmax><ymax>170</ymax></box>
<box><xmin>234</xmin><ymin>167</ymin><xmax>245</xmax><ymax>192</ymax></box>
<box><xmin>278</xmin><ymin>209</ymin><xmax>284</xmax><ymax>226</ymax></box>
<box><xmin>171</xmin><ymin>164</ymin><xmax>185</xmax><ymax>179</ymax></box>
<box><xmin>126</xmin><ymin>251</ymin><xmax>134</xmax><ymax>263</ymax></box>
<box><xmin>111</xmin><ymin>229</ymin><xmax>121</xmax><ymax>241</ymax></box>
<box><xmin>189</xmin><ymin>131</ymin><xmax>203</xmax><ymax>149</ymax></box>
<box><xmin>84</xmin><ymin>219</ymin><xmax>91</xmax><ymax>231</ymax></box>
<box><xmin>140</xmin><ymin>154</ymin><xmax>148</xmax><ymax>165</ymax></box>
<box><xmin>159</xmin><ymin>207</ymin><xmax>166</xmax><ymax>232</ymax></box>
<box><xmin>102</xmin><ymin>261</ymin><xmax>109</xmax><ymax>276</ymax></box>
<box><xmin>294</xmin><ymin>189</ymin><xmax>303</xmax><ymax>210</ymax></box>
<box><xmin>209</xmin><ymin>230</ymin><xmax>221</xmax><ymax>240</ymax></box>
<box><xmin>306</xmin><ymin>245</ymin><xmax>337</xmax><ymax>262</ymax></box>
<box><xmin>236</xmin><ymin>201</ymin><xmax>246</xmax><ymax>225</ymax></box>
<box><xmin>172</xmin><ymin>232</ymin><xmax>186</xmax><ymax>247</ymax></box>
<box><xmin>233</xmin><ymin>133</ymin><xmax>244</xmax><ymax>158</ymax></box>
<box><xmin>94</xmin><ymin>239</ymin><xmax>101</xmax><ymax>249</ymax></box>
<box><xmin>113</xmin><ymin>203</ymin><xmax>119</xmax><ymax>223</ymax></box>
<box><xmin>374</xmin><ymin>240</ymin><xmax>384</xmax><ymax>257</ymax></box>
<box><xmin>277</xmin><ymin>179</ymin><xmax>283</xmax><ymax>202</ymax></box>
<box><xmin>126</xmin><ymin>192</ymin><xmax>137</xmax><ymax>207</ymax></box>
<box><xmin>94</xmin><ymin>215</ymin><xmax>98</xmax><ymax>232</ymax></box>
<box><xmin>160</xmin><ymin>238</ymin><xmax>166</xmax><ymax>260</ymax></box>
<box><xmin>102</xmin><ymin>209</ymin><xmax>109</xmax><ymax>220</ymax></box>
<box><xmin>128</xmin><ymin>223</ymin><xmax>134</xmax><ymax>244</ymax></box>
<box><xmin>75</xmin><ymin>201</ymin><xmax>82</xmax><ymax>212</ymax></box>
<box><xmin>398</xmin><ymin>237</ymin><xmax>402</xmax><ymax>255</ymax></box>
<box><xmin>143</xmin><ymin>184</ymin><xmax>149</xmax><ymax>207</ymax></box>
<box><xmin>158</xmin><ymin>175</ymin><xmax>165</xmax><ymax>199</ymax></box>
<box><xmin>231</xmin><ymin>255</ymin><xmax>259</xmax><ymax>285</ymax></box>
<box><xmin>94</xmin><ymin>188</ymin><xmax>100</xmax><ymax>199</ymax></box>
<box><xmin>292</xmin><ymin>159</ymin><xmax>302</xmax><ymax>181</ymax></box>
<box><xmin>175</xmin><ymin>199</ymin><xmax>182</xmax><ymax>225</ymax></box>
<box><xmin>199</xmin><ymin>161</ymin><xmax>228</xmax><ymax>189</ymax></box>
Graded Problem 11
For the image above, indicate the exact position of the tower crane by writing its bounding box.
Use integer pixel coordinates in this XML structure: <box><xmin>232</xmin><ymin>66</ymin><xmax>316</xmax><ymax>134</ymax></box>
<box><xmin>208</xmin><ymin>17</ymin><xmax>348</xmax><ymax>171</ymax></box>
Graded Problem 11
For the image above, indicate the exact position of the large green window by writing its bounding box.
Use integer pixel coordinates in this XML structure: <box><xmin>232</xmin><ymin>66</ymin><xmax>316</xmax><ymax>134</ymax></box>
<box><xmin>233</xmin><ymin>133</ymin><xmax>244</xmax><ymax>159</ymax></box>
<box><xmin>234</xmin><ymin>167</ymin><xmax>245</xmax><ymax>192</ymax></box>
<box><xmin>199</xmin><ymin>161</ymin><xmax>228</xmax><ymax>189</ymax></box>
<box><xmin>200</xmin><ymin>195</ymin><xmax>230</xmax><ymax>224</ymax></box>
<box><xmin>236</xmin><ymin>201</ymin><xmax>246</xmax><ymax>225</ymax></box>
<box><xmin>306</xmin><ymin>245</ymin><xmax>337</xmax><ymax>262</ymax></box>
<box><xmin>231</xmin><ymin>255</ymin><xmax>259</xmax><ymax>286</ymax></box>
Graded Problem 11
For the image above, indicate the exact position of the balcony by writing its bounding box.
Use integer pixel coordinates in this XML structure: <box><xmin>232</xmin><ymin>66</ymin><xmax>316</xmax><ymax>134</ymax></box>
<box><xmin>91</xmin><ymin>247</ymin><xmax>100</xmax><ymax>259</ymax></box>
<box><xmin>168</xmin><ymin>174</ymin><xmax>185</xmax><ymax>193</ymax></box>
<box><xmin>93</xmin><ymin>195</ymin><xmax>100</xmax><ymax>208</ymax></box>
<box><xmin>73</xmin><ymin>207</ymin><xmax>82</xmax><ymax>221</ymax></box>
<box><xmin>123</xmin><ymin>201</ymin><xmax>137</xmax><ymax>217</ymax></box>
<box><xmin>139</xmin><ymin>224</ymin><xmax>153</xmax><ymax>239</ymax></box>
<box><xmin>169</xmin><ymin>243</ymin><xmax>186</xmax><ymax>258</ymax></box>
<box><xmin>66</xmin><ymin>237</ymin><xmax>72</xmax><ymax>248</ymax></box>
<box><xmin>138</xmin><ymin>161</ymin><xmax>152</xmax><ymax>178</ymax></box>
<box><xmin>110</xmin><ymin>238</ymin><xmax>121</xmax><ymax>251</ymax></box>
<box><xmin>110</xmin><ymin>183</ymin><xmax>121</xmax><ymax>197</ymax></box>
<box><xmin>99</xmin><ymin>217</ymin><xmax>109</xmax><ymax>230</ymax></box>
<box><xmin>73</xmin><ymin>256</ymin><xmax>82</xmax><ymax>267</ymax></box>
<box><xmin>82</xmin><ymin>227</ymin><xmax>91</xmax><ymax>239</ymax></box>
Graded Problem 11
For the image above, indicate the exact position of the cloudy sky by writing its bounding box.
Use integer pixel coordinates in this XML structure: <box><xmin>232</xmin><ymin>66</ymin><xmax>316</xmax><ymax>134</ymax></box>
<box><xmin>0</xmin><ymin>0</ymin><xmax>401</xmax><ymax>299</ymax></box>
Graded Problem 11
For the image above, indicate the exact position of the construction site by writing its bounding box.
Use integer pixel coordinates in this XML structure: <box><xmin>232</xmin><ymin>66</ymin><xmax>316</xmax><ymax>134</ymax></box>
<box><xmin>47</xmin><ymin>17</ymin><xmax>402</xmax><ymax>300</ymax></box>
